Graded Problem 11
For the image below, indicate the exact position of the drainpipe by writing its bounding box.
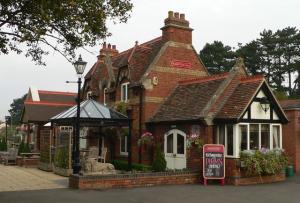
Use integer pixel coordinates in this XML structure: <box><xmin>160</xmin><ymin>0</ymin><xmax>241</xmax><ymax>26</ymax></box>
<box><xmin>138</xmin><ymin>86</ymin><xmax>144</xmax><ymax>163</ymax></box>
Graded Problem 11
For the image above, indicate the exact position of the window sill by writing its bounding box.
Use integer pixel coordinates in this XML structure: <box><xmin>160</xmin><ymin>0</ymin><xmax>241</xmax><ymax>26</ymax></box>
<box><xmin>120</xmin><ymin>152</ymin><xmax>128</xmax><ymax>156</ymax></box>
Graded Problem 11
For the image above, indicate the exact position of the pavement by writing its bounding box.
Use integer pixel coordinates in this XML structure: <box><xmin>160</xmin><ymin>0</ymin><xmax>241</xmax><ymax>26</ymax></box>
<box><xmin>0</xmin><ymin>165</ymin><xmax>300</xmax><ymax>203</ymax></box>
<box><xmin>0</xmin><ymin>164</ymin><xmax>67</xmax><ymax>192</ymax></box>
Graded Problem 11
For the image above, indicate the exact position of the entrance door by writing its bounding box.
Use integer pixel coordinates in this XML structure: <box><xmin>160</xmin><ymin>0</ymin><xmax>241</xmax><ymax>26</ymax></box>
<box><xmin>164</xmin><ymin>129</ymin><xmax>186</xmax><ymax>169</ymax></box>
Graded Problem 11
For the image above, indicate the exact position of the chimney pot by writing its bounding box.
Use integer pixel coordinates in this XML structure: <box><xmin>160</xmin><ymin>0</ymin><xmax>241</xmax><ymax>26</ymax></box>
<box><xmin>112</xmin><ymin>45</ymin><xmax>116</xmax><ymax>50</ymax></box>
<box><xmin>180</xmin><ymin>13</ymin><xmax>185</xmax><ymax>20</ymax></box>
<box><xmin>135</xmin><ymin>41</ymin><xmax>138</xmax><ymax>46</ymax></box>
<box><xmin>168</xmin><ymin>11</ymin><xmax>174</xmax><ymax>18</ymax></box>
<box><xmin>103</xmin><ymin>42</ymin><xmax>106</xmax><ymax>49</ymax></box>
<box><xmin>108</xmin><ymin>43</ymin><xmax>111</xmax><ymax>49</ymax></box>
<box><xmin>174</xmin><ymin>12</ymin><xmax>179</xmax><ymax>18</ymax></box>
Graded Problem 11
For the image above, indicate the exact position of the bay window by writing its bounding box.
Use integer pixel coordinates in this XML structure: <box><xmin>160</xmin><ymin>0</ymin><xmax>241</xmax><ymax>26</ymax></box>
<box><xmin>217</xmin><ymin>123</ymin><xmax>282</xmax><ymax>158</ymax></box>
<box><xmin>250</xmin><ymin>124</ymin><xmax>259</xmax><ymax>150</ymax></box>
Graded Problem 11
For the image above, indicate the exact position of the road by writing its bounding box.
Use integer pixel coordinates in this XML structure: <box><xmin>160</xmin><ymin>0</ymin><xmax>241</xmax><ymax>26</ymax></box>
<box><xmin>1</xmin><ymin>174</ymin><xmax>299</xmax><ymax>203</ymax></box>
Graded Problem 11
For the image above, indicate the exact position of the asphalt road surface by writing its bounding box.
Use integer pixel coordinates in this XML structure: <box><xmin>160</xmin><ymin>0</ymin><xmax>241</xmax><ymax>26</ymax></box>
<box><xmin>1</xmin><ymin>175</ymin><xmax>300</xmax><ymax>203</ymax></box>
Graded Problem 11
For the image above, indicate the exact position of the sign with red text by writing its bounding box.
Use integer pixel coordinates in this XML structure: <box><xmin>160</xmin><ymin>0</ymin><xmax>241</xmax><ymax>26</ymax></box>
<box><xmin>170</xmin><ymin>59</ymin><xmax>192</xmax><ymax>69</ymax></box>
<box><xmin>203</xmin><ymin>144</ymin><xmax>225</xmax><ymax>179</ymax></box>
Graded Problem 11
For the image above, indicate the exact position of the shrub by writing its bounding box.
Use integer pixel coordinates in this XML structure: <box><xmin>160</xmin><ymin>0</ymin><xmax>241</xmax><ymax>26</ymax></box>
<box><xmin>111</xmin><ymin>159</ymin><xmax>152</xmax><ymax>172</ymax></box>
<box><xmin>0</xmin><ymin>138</ymin><xmax>7</xmax><ymax>151</ymax></box>
<box><xmin>152</xmin><ymin>145</ymin><xmax>167</xmax><ymax>172</ymax></box>
<box><xmin>240</xmin><ymin>149</ymin><xmax>288</xmax><ymax>176</ymax></box>
<box><xmin>18</xmin><ymin>140</ymin><xmax>31</xmax><ymax>155</ymax></box>
<box><xmin>40</xmin><ymin>144</ymin><xmax>50</xmax><ymax>163</ymax></box>
<box><xmin>54</xmin><ymin>147</ymin><xmax>69</xmax><ymax>169</ymax></box>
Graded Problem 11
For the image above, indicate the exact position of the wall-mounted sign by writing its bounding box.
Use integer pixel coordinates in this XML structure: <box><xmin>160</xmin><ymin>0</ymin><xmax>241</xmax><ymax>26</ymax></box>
<box><xmin>170</xmin><ymin>59</ymin><xmax>192</xmax><ymax>69</ymax></box>
<box><xmin>203</xmin><ymin>144</ymin><xmax>225</xmax><ymax>185</ymax></box>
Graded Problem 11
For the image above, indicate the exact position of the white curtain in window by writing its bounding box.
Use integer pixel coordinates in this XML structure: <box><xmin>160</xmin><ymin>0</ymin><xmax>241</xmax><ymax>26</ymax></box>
<box><xmin>273</xmin><ymin>126</ymin><xmax>279</xmax><ymax>149</ymax></box>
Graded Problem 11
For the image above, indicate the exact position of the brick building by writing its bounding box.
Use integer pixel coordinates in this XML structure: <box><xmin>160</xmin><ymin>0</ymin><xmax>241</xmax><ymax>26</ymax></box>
<box><xmin>81</xmin><ymin>11</ymin><xmax>288</xmax><ymax>181</ymax></box>
<box><xmin>280</xmin><ymin>99</ymin><xmax>300</xmax><ymax>172</ymax></box>
<box><xmin>21</xmin><ymin>87</ymin><xmax>76</xmax><ymax>151</ymax></box>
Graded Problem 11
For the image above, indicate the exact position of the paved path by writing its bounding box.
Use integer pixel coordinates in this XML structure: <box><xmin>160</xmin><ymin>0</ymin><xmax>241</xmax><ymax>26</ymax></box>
<box><xmin>0</xmin><ymin>165</ymin><xmax>68</xmax><ymax>192</ymax></box>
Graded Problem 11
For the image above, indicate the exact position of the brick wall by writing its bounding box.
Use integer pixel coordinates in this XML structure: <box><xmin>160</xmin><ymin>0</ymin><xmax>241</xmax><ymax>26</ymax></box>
<box><xmin>69</xmin><ymin>171</ymin><xmax>201</xmax><ymax>189</ymax></box>
<box><xmin>282</xmin><ymin>109</ymin><xmax>300</xmax><ymax>172</ymax></box>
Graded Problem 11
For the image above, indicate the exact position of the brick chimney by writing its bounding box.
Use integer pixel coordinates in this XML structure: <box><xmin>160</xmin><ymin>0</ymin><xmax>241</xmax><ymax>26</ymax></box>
<box><xmin>161</xmin><ymin>11</ymin><xmax>193</xmax><ymax>44</ymax></box>
<box><xmin>98</xmin><ymin>42</ymin><xmax>119</xmax><ymax>61</ymax></box>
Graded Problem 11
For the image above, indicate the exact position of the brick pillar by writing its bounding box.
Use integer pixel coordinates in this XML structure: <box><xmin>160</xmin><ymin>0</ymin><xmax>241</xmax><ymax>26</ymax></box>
<box><xmin>204</xmin><ymin>125</ymin><xmax>213</xmax><ymax>144</ymax></box>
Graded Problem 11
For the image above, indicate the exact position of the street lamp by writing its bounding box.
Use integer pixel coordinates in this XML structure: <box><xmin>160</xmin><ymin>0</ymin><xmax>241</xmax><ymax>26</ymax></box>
<box><xmin>259</xmin><ymin>97</ymin><xmax>270</xmax><ymax>113</ymax></box>
<box><xmin>73</xmin><ymin>55</ymin><xmax>87</xmax><ymax>174</ymax></box>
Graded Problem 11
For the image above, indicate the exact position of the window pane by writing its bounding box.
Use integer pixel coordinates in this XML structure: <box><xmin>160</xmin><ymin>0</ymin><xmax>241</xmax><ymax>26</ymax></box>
<box><xmin>261</xmin><ymin>124</ymin><xmax>270</xmax><ymax>149</ymax></box>
<box><xmin>219</xmin><ymin>125</ymin><xmax>225</xmax><ymax>145</ymax></box>
<box><xmin>177</xmin><ymin>133</ymin><xmax>184</xmax><ymax>154</ymax></box>
<box><xmin>167</xmin><ymin>134</ymin><xmax>173</xmax><ymax>153</ymax></box>
<box><xmin>250</xmin><ymin>124</ymin><xmax>259</xmax><ymax>150</ymax></box>
<box><xmin>227</xmin><ymin>125</ymin><xmax>233</xmax><ymax>156</ymax></box>
<box><xmin>121</xmin><ymin>136</ymin><xmax>126</xmax><ymax>152</ymax></box>
<box><xmin>239</xmin><ymin>125</ymin><xmax>248</xmax><ymax>151</ymax></box>
<box><xmin>273</xmin><ymin>126</ymin><xmax>280</xmax><ymax>149</ymax></box>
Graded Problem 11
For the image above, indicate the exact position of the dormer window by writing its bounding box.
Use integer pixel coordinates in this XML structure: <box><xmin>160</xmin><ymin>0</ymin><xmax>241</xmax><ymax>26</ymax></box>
<box><xmin>103</xmin><ymin>88</ymin><xmax>107</xmax><ymax>105</ymax></box>
<box><xmin>86</xmin><ymin>91</ymin><xmax>92</xmax><ymax>99</ymax></box>
<box><xmin>121</xmin><ymin>82</ymin><xmax>129</xmax><ymax>102</ymax></box>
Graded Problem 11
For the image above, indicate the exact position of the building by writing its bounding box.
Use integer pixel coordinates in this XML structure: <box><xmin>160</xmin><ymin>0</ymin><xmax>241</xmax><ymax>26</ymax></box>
<box><xmin>81</xmin><ymin>11</ymin><xmax>288</xmax><ymax>182</ymax></box>
<box><xmin>21</xmin><ymin>86</ymin><xmax>76</xmax><ymax>151</ymax></box>
<box><xmin>280</xmin><ymin>99</ymin><xmax>300</xmax><ymax>172</ymax></box>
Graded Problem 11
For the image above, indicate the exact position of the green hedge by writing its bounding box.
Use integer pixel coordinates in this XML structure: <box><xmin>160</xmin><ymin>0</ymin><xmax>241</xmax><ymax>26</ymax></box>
<box><xmin>240</xmin><ymin>149</ymin><xmax>288</xmax><ymax>176</ymax></box>
<box><xmin>111</xmin><ymin>159</ymin><xmax>152</xmax><ymax>172</ymax></box>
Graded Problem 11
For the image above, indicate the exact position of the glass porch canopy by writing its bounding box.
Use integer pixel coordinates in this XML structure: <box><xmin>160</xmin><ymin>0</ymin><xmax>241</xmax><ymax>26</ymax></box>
<box><xmin>50</xmin><ymin>99</ymin><xmax>129</xmax><ymax>127</ymax></box>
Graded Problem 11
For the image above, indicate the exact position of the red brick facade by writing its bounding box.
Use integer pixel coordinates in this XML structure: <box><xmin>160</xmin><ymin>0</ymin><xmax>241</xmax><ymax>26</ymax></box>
<box><xmin>282</xmin><ymin>109</ymin><xmax>300</xmax><ymax>172</ymax></box>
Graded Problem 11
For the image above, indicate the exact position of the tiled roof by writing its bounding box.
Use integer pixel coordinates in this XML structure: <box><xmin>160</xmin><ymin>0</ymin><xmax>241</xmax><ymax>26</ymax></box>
<box><xmin>280</xmin><ymin>99</ymin><xmax>300</xmax><ymax>110</ymax></box>
<box><xmin>150</xmin><ymin>77</ymin><xmax>226</xmax><ymax>122</ymax></box>
<box><xmin>216</xmin><ymin>79</ymin><xmax>263</xmax><ymax>119</ymax></box>
<box><xmin>150</xmin><ymin>72</ymin><xmax>266</xmax><ymax>122</ymax></box>
<box><xmin>22</xmin><ymin>90</ymin><xmax>76</xmax><ymax>123</ymax></box>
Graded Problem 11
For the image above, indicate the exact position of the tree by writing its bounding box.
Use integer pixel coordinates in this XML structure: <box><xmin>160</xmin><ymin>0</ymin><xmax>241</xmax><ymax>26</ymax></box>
<box><xmin>8</xmin><ymin>94</ymin><xmax>27</xmax><ymax>125</ymax></box>
<box><xmin>236</xmin><ymin>40</ymin><xmax>263</xmax><ymax>75</ymax></box>
<box><xmin>0</xmin><ymin>0</ymin><xmax>133</xmax><ymax>65</ymax></box>
<box><xmin>199</xmin><ymin>41</ymin><xmax>236</xmax><ymax>74</ymax></box>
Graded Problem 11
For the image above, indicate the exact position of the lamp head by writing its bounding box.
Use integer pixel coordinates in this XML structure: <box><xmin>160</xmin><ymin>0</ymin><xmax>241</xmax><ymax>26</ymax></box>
<box><xmin>74</xmin><ymin>55</ymin><xmax>87</xmax><ymax>77</ymax></box>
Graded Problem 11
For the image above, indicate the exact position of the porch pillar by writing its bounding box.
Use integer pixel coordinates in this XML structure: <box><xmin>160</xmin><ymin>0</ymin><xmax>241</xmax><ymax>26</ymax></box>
<box><xmin>204</xmin><ymin>125</ymin><xmax>214</xmax><ymax>144</ymax></box>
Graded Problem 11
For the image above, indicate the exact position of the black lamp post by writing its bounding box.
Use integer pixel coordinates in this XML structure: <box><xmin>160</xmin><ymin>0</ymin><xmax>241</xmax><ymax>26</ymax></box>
<box><xmin>5</xmin><ymin>116</ymin><xmax>10</xmax><ymax>143</ymax></box>
<box><xmin>73</xmin><ymin>55</ymin><xmax>87</xmax><ymax>174</ymax></box>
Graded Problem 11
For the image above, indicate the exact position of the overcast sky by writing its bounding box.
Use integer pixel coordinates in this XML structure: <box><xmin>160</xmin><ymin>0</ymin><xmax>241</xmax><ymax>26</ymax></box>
<box><xmin>1</xmin><ymin>0</ymin><xmax>300</xmax><ymax>121</ymax></box>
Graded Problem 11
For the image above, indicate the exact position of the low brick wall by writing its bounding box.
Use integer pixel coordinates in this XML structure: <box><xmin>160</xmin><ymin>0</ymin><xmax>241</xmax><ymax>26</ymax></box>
<box><xmin>16</xmin><ymin>156</ymin><xmax>39</xmax><ymax>168</ymax></box>
<box><xmin>227</xmin><ymin>173</ymin><xmax>286</xmax><ymax>186</ymax></box>
<box><xmin>69</xmin><ymin>171</ymin><xmax>201</xmax><ymax>189</ymax></box>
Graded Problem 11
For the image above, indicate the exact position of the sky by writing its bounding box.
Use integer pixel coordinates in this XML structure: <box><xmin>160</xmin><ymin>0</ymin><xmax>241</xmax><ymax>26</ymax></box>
<box><xmin>1</xmin><ymin>0</ymin><xmax>300</xmax><ymax>121</ymax></box>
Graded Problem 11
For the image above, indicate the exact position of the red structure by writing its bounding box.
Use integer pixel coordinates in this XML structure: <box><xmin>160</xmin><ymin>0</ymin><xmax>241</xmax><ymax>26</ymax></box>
<box><xmin>280</xmin><ymin>99</ymin><xmax>300</xmax><ymax>172</ymax></box>
<box><xmin>21</xmin><ymin>87</ymin><xmax>76</xmax><ymax>151</ymax></box>
<box><xmin>81</xmin><ymin>11</ymin><xmax>288</xmax><ymax>184</ymax></box>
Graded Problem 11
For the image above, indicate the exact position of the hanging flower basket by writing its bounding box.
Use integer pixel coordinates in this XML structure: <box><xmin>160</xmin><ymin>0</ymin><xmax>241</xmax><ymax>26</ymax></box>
<box><xmin>187</xmin><ymin>133</ymin><xmax>204</xmax><ymax>150</ymax></box>
<box><xmin>137</xmin><ymin>132</ymin><xmax>154</xmax><ymax>147</ymax></box>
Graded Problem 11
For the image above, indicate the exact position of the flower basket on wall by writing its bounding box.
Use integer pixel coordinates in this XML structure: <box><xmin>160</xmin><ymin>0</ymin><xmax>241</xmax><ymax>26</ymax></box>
<box><xmin>137</xmin><ymin>132</ymin><xmax>154</xmax><ymax>148</ymax></box>
<box><xmin>187</xmin><ymin>133</ymin><xmax>203</xmax><ymax>150</ymax></box>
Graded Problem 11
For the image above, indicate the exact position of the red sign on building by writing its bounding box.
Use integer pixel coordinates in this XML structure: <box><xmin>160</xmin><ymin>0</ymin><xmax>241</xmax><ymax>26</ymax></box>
<box><xmin>170</xmin><ymin>59</ymin><xmax>192</xmax><ymax>69</ymax></box>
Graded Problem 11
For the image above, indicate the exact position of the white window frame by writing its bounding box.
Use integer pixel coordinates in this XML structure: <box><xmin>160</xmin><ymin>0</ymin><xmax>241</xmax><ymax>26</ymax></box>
<box><xmin>236</xmin><ymin>123</ymin><xmax>282</xmax><ymax>158</ymax></box>
<box><xmin>103</xmin><ymin>88</ymin><xmax>107</xmax><ymax>106</ymax></box>
<box><xmin>216</xmin><ymin>124</ymin><xmax>236</xmax><ymax>158</ymax></box>
<box><xmin>86</xmin><ymin>91</ymin><xmax>92</xmax><ymax>99</ymax></box>
<box><xmin>120</xmin><ymin>136</ymin><xmax>128</xmax><ymax>156</ymax></box>
<box><xmin>121</xmin><ymin>82</ymin><xmax>129</xmax><ymax>102</ymax></box>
